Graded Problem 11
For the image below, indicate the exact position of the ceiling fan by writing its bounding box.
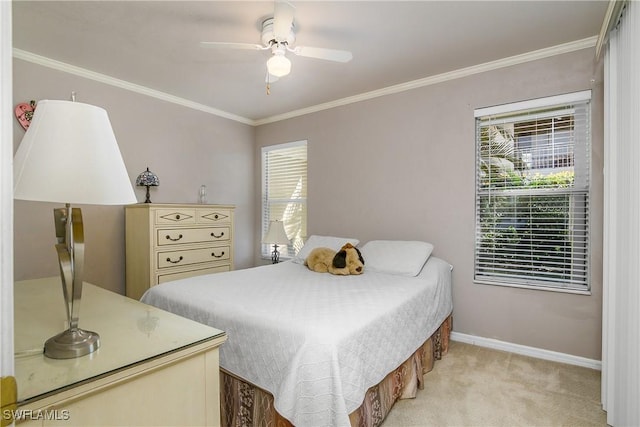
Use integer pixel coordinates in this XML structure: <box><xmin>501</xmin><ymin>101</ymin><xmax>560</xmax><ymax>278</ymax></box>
<box><xmin>200</xmin><ymin>1</ymin><xmax>353</xmax><ymax>92</ymax></box>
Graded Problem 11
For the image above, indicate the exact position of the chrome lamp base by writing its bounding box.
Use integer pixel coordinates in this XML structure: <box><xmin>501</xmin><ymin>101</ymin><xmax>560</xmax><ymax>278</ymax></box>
<box><xmin>44</xmin><ymin>205</ymin><xmax>100</xmax><ymax>359</ymax></box>
<box><xmin>44</xmin><ymin>328</ymin><xmax>100</xmax><ymax>359</ymax></box>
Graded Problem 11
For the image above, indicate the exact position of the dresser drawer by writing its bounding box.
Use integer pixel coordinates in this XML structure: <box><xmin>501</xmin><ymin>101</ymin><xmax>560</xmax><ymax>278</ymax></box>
<box><xmin>158</xmin><ymin>246</ymin><xmax>230</xmax><ymax>269</ymax></box>
<box><xmin>196</xmin><ymin>208</ymin><xmax>232</xmax><ymax>224</ymax></box>
<box><xmin>155</xmin><ymin>209</ymin><xmax>197</xmax><ymax>225</ymax></box>
<box><xmin>157</xmin><ymin>227</ymin><xmax>230</xmax><ymax>246</ymax></box>
<box><xmin>157</xmin><ymin>265</ymin><xmax>231</xmax><ymax>284</ymax></box>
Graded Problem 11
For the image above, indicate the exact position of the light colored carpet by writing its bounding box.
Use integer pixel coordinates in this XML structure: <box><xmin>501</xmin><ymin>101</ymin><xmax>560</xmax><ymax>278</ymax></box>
<box><xmin>383</xmin><ymin>341</ymin><xmax>607</xmax><ymax>427</ymax></box>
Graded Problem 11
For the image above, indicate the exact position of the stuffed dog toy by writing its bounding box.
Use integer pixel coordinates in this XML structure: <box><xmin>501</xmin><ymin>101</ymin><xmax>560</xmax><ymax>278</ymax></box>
<box><xmin>305</xmin><ymin>243</ymin><xmax>365</xmax><ymax>275</ymax></box>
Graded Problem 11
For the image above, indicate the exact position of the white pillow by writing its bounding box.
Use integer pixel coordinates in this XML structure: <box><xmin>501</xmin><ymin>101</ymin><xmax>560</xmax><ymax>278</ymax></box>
<box><xmin>293</xmin><ymin>235</ymin><xmax>360</xmax><ymax>264</ymax></box>
<box><xmin>360</xmin><ymin>240</ymin><xmax>434</xmax><ymax>276</ymax></box>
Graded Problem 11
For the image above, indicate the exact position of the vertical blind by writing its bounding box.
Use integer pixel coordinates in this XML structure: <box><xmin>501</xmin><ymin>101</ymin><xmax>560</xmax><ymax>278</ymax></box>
<box><xmin>262</xmin><ymin>141</ymin><xmax>307</xmax><ymax>258</ymax></box>
<box><xmin>602</xmin><ymin>2</ymin><xmax>640</xmax><ymax>424</ymax></box>
<box><xmin>474</xmin><ymin>91</ymin><xmax>591</xmax><ymax>291</ymax></box>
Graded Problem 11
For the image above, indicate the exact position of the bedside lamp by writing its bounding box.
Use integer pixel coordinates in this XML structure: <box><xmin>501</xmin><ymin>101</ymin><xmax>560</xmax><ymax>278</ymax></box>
<box><xmin>262</xmin><ymin>220</ymin><xmax>289</xmax><ymax>263</ymax></box>
<box><xmin>13</xmin><ymin>99</ymin><xmax>136</xmax><ymax>359</ymax></box>
<box><xmin>136</xmin><ymin>167</ymin><xmax>159</xmax><ymax>203</ymax></box>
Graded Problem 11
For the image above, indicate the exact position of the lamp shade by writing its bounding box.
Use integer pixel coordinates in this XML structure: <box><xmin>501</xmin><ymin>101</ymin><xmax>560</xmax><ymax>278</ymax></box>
<box><xmin>262</xmin><ymin>220</ymin><xmax>290</xmax><ymax>245</ymax></box>
<box><xmin>266</xmin><ymin>54</ymin><xmax>291</xmax><ymax>77</ymax></box>
<box><xmin>136</xmin><ymin>167</ymin><xmax>159</xmax><ymax>187</ymax></box>
<box><xmin>13</xmin><ymin>100</ymin><xmax>136</xmax><ymax>205</ymax></box>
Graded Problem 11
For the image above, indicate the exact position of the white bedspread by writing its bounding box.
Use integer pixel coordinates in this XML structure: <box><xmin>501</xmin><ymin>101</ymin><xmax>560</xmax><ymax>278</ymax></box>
<box><xmin>141</xmin><ymin>257</ymin><xmax>452</xmax><ymax>427</ymax></box>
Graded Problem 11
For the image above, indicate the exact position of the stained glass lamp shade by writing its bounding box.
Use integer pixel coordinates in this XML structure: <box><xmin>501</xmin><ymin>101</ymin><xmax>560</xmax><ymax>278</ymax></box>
<box><xmin>136</xmin><ymin>167</ymin><xmax>159</xmax><ymax>203</ymax></box>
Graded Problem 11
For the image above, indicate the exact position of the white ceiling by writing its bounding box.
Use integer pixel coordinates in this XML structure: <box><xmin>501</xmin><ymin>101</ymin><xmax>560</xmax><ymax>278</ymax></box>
<box><xmin>12</xmin><ymin>1</ymin><xmax>608</xmax><ymax>124</ymax></box>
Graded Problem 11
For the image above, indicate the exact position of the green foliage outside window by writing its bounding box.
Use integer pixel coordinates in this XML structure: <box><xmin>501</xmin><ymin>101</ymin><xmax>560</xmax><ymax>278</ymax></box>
<box><xmin>477</xmin><ymin>171</ymin><xmax>584</xmax><ymax>284</ymax></box>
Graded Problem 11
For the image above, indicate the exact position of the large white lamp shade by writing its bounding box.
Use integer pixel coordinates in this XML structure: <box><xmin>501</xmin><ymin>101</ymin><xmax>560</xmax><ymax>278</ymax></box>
<box><xmin>13</xmin><ymin>99</ymin><xmax>136</xmax><ymax>205</ymax></box>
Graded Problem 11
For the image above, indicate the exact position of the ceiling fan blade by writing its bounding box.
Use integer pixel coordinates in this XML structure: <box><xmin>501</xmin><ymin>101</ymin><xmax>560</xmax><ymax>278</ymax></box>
<box><xmin>292</xmin><ymin>46</ymin><xmax>353</xmax><ymax>63</ymax></box>
<box><xmin>273</xmin><ymin>1</ymin><xmax>295</xmax><ymax>41</ymax></box>
<box><xmin>200</xmin><ymin>41</ymin><xmax>264</xmax><ymax>50</ymax></box>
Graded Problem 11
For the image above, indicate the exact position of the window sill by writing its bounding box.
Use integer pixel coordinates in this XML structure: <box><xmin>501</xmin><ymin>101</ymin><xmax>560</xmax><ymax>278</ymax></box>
<box><xmin>474</xmin><ymin>279</ymin><xmax>591</xmax><ymax>295</ymax></box>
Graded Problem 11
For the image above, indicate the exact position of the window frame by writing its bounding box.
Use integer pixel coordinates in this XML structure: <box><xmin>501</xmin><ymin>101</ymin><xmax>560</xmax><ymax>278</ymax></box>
<box><xmin>261</xmin><ymin>140</ymin><xmax>308</xmax><ymax>260</ymax></box>
<box><xmin>473</xmin><ymin>91</ymin><xmax>592</xmax><ymax>294</ymax></box>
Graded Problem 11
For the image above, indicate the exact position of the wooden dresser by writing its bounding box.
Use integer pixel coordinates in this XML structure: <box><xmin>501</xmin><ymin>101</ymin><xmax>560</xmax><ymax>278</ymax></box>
<box><xmin>125</xmin><ymin>203</ymin><xmax>235</xmax><ymax>300</ymax></box>
<box><xmin>14</xmin><ymin>277</ymin><xmax>226</xmax><ymax>426</ymax></box>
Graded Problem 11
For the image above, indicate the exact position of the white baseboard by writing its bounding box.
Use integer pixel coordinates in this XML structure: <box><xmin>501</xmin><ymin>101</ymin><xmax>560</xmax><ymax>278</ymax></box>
<box><xmin>450</xmin><ymin>332</ymin><xmax>602</xmax><ymax>371</ymax></box>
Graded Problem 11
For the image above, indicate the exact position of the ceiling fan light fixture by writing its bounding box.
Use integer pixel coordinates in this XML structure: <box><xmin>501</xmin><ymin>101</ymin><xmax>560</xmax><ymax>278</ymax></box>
<box><xmin>266</xmin><ymin>54</ymin><xmax>291</xmax><ymax>77</ymax></box>
<box><xmin>200</xmin><ymin>1</ymin><xmax>352</xmax><ymax>85</ymax></box>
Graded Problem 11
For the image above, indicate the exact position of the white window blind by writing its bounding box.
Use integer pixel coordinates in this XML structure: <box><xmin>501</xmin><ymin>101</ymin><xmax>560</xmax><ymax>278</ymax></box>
<box><xmin>474</xmin><ymin>91</ymin><xmax>591</xmax><ymax>292</ymax></box>
<box><xmin>262</xmin><ymin>141</ymin><xmax>307</xmax><ymax>258</ymax></box>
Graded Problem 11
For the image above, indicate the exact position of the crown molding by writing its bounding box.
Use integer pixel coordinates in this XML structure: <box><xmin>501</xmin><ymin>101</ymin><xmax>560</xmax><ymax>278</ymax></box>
<box><xmin>12</xmin><ymin>48</ymin><xmax>254</xmax><ymax>126</ymax></box>
<box><xmin>595</xmin><ymin>0</ymin><xmax>626</xmax><ymax>59</ymax></box>
<box><xmin>255</xmin><ymin>36</ymin><xmax>598</xmax><ymax>126</ymax></box>
<box><xmin>14</xmin><ymin>36</ymin><xmax>597</xmax><ymax>128</ymax></box>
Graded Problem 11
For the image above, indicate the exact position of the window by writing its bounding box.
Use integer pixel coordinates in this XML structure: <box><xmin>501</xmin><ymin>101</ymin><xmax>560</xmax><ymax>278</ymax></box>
<box><xmin>261</xmin><ymin>141</ymin><xmax>307</xmax><ymax>259</ymax></box>
<box><xmin>474</xmin><ymin>91</ymin><xmax>591</xmax><ymax>292</ymax></box>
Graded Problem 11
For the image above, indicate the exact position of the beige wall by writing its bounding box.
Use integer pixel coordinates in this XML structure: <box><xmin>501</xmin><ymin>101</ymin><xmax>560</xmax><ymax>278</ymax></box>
<box><xmin>13</xmin><ymin>47</ymin><xmax>604</xmax><ymax>360</ymax></box>
<box><xmin>12</xmin><ymin>59</ymin><xmax>256</xmax><ymax>294</ymax></box>
<box><xmin>255</xmin><ymin>48</ymin><xmax>604</xmax><ymax>360</ymax></box>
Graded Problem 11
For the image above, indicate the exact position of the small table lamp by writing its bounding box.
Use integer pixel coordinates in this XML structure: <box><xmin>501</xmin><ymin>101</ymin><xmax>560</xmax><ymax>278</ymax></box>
<box><xmin>136</xmin><ymin>167</ymin><xmax>159</xmax><ymax>203</ymax></box>
<box><xmin>13</xmin><ymin>99</ymin><xmax>137</xmax><ymax>359</ymax></box>
<box><xmin>262</xmin><ymin>220</ymin><xmax>290</xmax><ymax>263</ymax></box>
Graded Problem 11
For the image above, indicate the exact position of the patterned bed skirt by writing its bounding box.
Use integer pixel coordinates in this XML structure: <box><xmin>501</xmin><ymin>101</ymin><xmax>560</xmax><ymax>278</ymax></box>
<box><xmin>220</xmin><ymin>314</ymin><xmax>452</xmax><ymax>427</ymax></box>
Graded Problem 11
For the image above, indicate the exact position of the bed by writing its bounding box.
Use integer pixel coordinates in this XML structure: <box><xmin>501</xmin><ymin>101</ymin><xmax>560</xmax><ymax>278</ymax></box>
<box><xmin>141</xmin><ymin>237</ymin><xmax>453</xmax><ymax>427</ymax></box>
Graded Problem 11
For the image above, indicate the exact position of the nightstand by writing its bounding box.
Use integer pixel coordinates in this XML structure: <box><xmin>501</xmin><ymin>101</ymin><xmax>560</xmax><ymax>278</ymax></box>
<box><xmin>14</xmin><ymin>277</ymin><xmax>226</xmax><ymax>426</ymax></box>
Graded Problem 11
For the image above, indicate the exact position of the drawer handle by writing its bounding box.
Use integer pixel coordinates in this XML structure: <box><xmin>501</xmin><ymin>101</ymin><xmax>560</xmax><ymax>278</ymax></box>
<box><xmin>165</xmin><ymin>234</ymin><xmax>183</xmax><ymax>242</ymax></box>
<box><xmin>211</xmin><ymin>251</ymin><xmax>225</xmax><ymax>258</ymax></box>
<box><xmin>211</xmin><ymin>231</ymin><xmax>225</xmax><ymax>238</ymax></box>
<box><xmin>166</xmin><ymin>256</ymin><xmax>183</xmax><ymax>264</ymax></box>
<box><xmin>175</xmin><ymin>214</ymin><xmax>181</xmax><ymax>220</ymax></box>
